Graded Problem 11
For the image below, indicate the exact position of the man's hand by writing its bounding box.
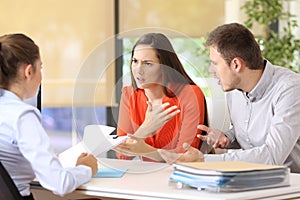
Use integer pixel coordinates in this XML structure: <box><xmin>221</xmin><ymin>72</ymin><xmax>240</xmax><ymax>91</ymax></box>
<box><xmin>197</xmin><ymin>125</ymin><xmax>230</xmax><ymax>148</ymax></box>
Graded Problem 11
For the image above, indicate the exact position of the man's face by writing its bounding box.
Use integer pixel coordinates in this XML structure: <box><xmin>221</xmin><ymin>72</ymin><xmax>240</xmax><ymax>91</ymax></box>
<box><xmin>209</xmin><ymin>46</ymin><xmax>240</xmax><ymax>92</ymax></box>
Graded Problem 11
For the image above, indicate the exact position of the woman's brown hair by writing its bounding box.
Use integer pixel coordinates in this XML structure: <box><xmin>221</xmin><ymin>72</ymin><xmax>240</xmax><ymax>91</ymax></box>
<box><xmin>0</xmin><ymin>33</ymin><xmax>39</xmax><ymax>88</ymax></box>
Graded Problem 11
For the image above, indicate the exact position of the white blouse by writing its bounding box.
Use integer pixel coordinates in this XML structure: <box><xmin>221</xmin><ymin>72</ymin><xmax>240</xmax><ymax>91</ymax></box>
<box><xmin>0</xmin><ymin>89</ymin><xmax>91</xmax><ymax>197</ymax></box>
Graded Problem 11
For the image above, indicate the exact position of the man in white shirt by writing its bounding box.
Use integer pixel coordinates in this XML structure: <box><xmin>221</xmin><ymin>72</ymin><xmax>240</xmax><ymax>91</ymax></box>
<box><xmin>159</xmin><ymin>23</ymin><xmax>300</xmax><ymax>173</ymax></box>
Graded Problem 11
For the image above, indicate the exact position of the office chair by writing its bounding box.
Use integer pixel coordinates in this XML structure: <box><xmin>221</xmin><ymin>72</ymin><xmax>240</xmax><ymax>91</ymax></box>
<box><xmin>199</xmin><ymin>97</ymin><xmax>215</xmax><ymax>154</ymax></box>
<box><xmin>0</xmin><ymin>161</ymin><xmax>23</xmax><ymax>200</ymax></box>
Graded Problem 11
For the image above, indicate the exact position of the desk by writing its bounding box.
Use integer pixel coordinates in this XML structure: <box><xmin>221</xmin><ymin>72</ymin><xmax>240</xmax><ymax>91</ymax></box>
<box><xmin>31</xmin><ymin>158</ymin><xmax>300</xmax><ymax>200</ymax></box>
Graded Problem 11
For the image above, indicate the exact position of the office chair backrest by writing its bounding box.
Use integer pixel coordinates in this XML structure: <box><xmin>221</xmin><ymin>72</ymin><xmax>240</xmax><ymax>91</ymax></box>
<box><xmin>0</xmin><ymin>161</ymin><xmax>23</xmax><ymax>200</ymax></box>
<box><xmin>203</xmin><ymin>97</ymin><xmax>209</xmax><ymax>132</ymax></box>
<box><xmin>198</xmin><ymin>97</ymin><xmax>215</xmax><ymax>154</ymax></box>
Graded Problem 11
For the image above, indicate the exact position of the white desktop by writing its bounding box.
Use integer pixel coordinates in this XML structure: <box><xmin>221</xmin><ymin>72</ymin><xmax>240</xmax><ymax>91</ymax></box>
<box><xmin>31</xmin><ymin>158</ymin><xmax>300</xmax><ymax>200</ymax></box>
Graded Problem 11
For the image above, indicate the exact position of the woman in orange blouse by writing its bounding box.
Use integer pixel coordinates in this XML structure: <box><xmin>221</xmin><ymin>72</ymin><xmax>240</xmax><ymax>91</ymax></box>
<box><xmin>115</xmin><ymin>33</ymin><xmax>206</xmax><ymax>162</ymax></box>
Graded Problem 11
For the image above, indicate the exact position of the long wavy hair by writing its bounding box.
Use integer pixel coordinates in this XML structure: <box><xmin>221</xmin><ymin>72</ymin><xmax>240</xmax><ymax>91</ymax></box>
<box><xmin>130</xmin><ymin>33</ymin><xmax>196</xmax><ymax>97</ymax></box>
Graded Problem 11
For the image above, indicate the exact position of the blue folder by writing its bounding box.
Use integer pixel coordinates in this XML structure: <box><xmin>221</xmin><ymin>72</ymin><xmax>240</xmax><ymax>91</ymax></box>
<box><xmin>93</xmin><ymin>168</ymin><xmax>128</xmax><ymax>178</ymax></box>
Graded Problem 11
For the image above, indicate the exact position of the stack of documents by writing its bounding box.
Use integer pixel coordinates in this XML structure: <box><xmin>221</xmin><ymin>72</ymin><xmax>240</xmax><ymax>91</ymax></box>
<box><xmin>170</xmin><ymin>161</ymin><xmax>290</xmax><ymax>192</ymax></box>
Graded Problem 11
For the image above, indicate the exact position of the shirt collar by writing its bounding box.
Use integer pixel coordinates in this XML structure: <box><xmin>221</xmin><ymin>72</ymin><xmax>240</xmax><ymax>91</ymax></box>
<box><xmin>0</xmin><ymin>88</ymin><xmax>22</xmax><ymax>101</ymax></box>
<box><xmin>244</xmin><ymin>60</ymin><xmax>274</xmax><ymax>102</ymax></box>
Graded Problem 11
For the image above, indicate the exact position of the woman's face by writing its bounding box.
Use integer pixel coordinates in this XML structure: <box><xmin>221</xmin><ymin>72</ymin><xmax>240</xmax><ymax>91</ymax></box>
<box><xmin>131</xmin><ymin>45</ymin><xmax>162</xmax><ymax>89</ymax></box>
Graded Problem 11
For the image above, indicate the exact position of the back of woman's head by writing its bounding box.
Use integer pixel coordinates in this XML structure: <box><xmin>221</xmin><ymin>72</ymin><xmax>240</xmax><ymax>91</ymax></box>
<box><xmin>0</xmin><ymin>33</ymin><xmax>39</xmax><ymax>88</ymax></box>
<box><xmin>205</xmin><ymin>23</ymin><xmax>264</xmax><ymax>69</ymax></box>
<box><xmin>131</xmin><ymin>33</ymin><xmax>195</xmax><ymax>96</ymax></box>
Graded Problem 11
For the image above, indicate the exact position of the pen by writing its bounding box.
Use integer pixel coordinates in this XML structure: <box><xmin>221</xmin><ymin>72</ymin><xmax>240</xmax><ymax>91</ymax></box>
<box><xmin>112</xmin><ymin>135</ymin><xmax>118</xmax><ymax>139</ymax></box>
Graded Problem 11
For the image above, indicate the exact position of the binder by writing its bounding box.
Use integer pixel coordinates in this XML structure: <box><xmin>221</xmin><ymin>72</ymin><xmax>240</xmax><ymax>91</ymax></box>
<box><xmin>170</xmin><ymin>161</ymin><xmax>290</xmax><ymax>192</ymax></box>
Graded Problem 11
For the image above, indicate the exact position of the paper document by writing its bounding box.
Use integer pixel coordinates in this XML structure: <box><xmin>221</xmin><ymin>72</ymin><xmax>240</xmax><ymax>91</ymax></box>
<box><xmin>58</xmin><ymin>125</ymin><xmax>128</xmax><ymax>168</ymax></box>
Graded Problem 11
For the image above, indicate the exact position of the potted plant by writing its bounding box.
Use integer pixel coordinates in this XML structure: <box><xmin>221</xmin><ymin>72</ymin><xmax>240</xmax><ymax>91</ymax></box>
<box><xmin>242</xmin><ymin>0</ymin><xmax>300</xmax><ymax>73</ymax></box>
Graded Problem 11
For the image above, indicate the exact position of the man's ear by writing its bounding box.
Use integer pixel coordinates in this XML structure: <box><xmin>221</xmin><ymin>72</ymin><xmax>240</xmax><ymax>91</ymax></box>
<box><xmin>231</xmin><ymin>58</ymin><xmax>243</xmax><ymax>72</ymax></box>
<box><xmin>24</xmin><ymin>64</ymin><xmax>33</xmax><ymax>79</ymax></box>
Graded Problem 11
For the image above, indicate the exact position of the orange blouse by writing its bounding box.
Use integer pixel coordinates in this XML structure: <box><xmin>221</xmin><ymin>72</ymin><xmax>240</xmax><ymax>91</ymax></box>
<box><xmin>117</xmin><ymin>84</ymin><xmax>206</xmax><ymax>160</ymax></box>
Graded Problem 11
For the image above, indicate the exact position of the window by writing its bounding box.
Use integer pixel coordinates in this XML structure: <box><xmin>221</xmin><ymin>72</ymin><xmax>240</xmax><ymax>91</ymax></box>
<box><xmin>1</xmin><ymin>0</ymin><xmax>115</xmax><ymax>153</ymax></box>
